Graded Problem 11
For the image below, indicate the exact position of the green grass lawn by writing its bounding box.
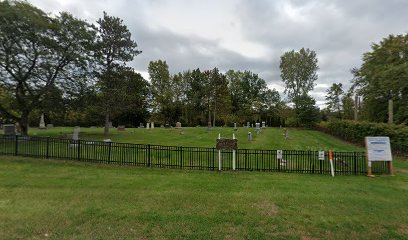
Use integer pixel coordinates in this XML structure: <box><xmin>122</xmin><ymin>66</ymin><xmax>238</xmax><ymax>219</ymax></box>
<box><xmin>28</xmin><ymin>127</ymin><xmax>362</xmax><ymax>151</ymax></box>
<box><xmin>1</xmin><ymin>156</ymin><xmax>408</xmax><ymax>239</ymax></box>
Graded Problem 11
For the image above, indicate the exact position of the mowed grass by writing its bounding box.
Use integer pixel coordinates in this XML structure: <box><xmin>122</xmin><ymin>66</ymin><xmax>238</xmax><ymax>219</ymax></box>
<box><xmin>28</xmin><ymin>127</ymin><xmax>362</xmax><ymax>151</ymax></box>
<box><xmin>1</xmin><ymin>156</ymin><xmax>408</xmax><ymax>239</ymax></box>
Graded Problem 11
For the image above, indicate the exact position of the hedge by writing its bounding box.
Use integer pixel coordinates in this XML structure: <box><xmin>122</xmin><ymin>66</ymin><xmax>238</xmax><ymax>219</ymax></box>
<box><xmin>320</xmin><ymin>120</ymin><xmax>408</xmax><ymax>153</ymax></box>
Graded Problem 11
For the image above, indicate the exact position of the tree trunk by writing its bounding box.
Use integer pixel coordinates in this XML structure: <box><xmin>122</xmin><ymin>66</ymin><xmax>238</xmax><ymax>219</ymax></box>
<box><xmin>213</xmin><ymin>104</ymin><xmax>216</xmax><ymax>127</ymax></box>
<box><xmin>104</xmin><ymin>113</ymin><xmax>110</xmax><ymax>136</ymax></box>
<box><xmin>19</xmin><ymin>110</ymin><xmax>30</xmax><ymax>136</ymax></box>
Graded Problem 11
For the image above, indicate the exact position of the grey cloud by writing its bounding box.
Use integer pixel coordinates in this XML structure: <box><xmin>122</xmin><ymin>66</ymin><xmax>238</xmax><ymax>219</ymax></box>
<box><xmin>29</xmin><ymin>0</ymin><xmax>408</xmax><ymax>107</ymax></box>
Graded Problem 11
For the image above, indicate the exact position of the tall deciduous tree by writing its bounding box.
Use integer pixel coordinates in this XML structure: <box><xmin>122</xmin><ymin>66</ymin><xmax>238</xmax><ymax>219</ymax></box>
<box><xmin>148</xmin><ymin>60</ymin><xmax>174</xmax><ymax>123</ymax></box>
<box><xmin>0</xmin><ymin>1</ymin><xmax>96</xmax><ymax>135</ymax></box>
<box><xmin>325</xmin><ymin>83</ymin><xmax>344</xmax><ymax>118</ymax></box>
<box><xmin>353</xmin><ymin>34</ymin><xmax>408</xmax><ymax>124</ymax></box>
<box><xmin>96</xmin><ymin>11</ymin><xmax>141</xmax><ymax>135</ymax></box>
<box><xmin>280</xmin><ymin>48</ymin><xmax>319</xmax><ymax>125</ymax></box>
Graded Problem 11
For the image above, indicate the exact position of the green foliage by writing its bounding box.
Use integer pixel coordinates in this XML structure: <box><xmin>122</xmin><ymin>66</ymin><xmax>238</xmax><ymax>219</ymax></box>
<box><xmin>325</xmin><ymin>83</ymin><xmax>344</xmax><ymax>118</ymax></box>
<box><xmin>325</xmin><ymin>119</ymin><xmax>408</xmax><ymax>151</ymax></box>
<box><xmin>95</xmin><ymin>11</ymin><xmax>141</xmax><ymax>134</ymax></box>
<box><xmin>353</xmin><ymin>34</ymin><xmax>408</xmax><ymax>124</ymax></box>
<box><xmin>294</xmin><ymin>94</ymin><xmax>320</xmax><ymax>127</ymax></box>
<box><xmin>0</xmin><ymin>1</ymin><xmax>96</xmax><ymax>134</ymax></box>
<box><xmin>280</xmin><ymin>48</ymin><xmax>319</xmax><ymax>104</ymax></box>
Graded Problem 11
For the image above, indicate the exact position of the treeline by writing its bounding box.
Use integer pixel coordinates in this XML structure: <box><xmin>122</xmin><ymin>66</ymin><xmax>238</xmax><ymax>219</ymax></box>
<box><xmin>2</xmin><ymin>1</ymin><xmax>406</xmax><ymax>137</ymax></box>
<box><xmin>324</xmin><ymin>34</ymin><xmax>408</xmax><ymax>125</ymax></box>
<box><xmin>148</xmin><ymin>60</ymin><xmax>284</xmax><ymax>127</ymax></box>
<box><xmin>0</xmin><ymin>1</ymin><xmax>322</xmax><ymax>135</ymax></box>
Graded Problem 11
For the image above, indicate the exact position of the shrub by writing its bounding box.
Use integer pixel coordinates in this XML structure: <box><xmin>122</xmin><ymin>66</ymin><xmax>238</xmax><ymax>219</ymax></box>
<box><xmin>323</xmin><ymin>120</ymin><xmax>408</xmax><ymax>152</ymax></box>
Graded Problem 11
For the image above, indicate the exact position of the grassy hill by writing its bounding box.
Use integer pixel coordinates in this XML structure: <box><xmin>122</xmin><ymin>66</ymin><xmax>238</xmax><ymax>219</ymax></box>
<box><xmin>28</xmin><ymin>127</ymin><xmax>363</xmax><ymax>152</ymax></box>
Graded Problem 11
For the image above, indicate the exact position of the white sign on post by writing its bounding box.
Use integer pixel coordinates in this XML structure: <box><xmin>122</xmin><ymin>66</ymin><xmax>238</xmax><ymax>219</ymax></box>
<box><xmin>277</xmin><ymin>150</ymin><xmax>283</xmax><ymax>159</ymax></box>
<box><xmin>365</xmin><ymin>137</ymin><xmax>392</xmax><ymax>161</ymax></box>
<box><xmin>318</xmin><ymin>151</ymin><xmax>325</xmax><ymax>161</ymax></box>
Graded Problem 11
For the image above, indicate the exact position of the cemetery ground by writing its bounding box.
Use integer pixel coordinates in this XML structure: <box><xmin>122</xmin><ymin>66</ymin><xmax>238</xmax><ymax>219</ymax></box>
<box><xmin>28</xmin><ymin>126</ymin><xmax>361</xmax><ymax>151</ymax></box>
<box><xmin>1</xmin><ymin>127</ymin><xmax>408</xmax><ymax>239</ymax></box>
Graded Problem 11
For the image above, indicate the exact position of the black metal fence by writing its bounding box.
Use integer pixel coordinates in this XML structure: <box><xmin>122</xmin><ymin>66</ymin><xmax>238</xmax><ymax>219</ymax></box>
<box><xmin>0</xmin><ymin>135</ymin><xmax>389</xmax><ymax>175</ymax></box>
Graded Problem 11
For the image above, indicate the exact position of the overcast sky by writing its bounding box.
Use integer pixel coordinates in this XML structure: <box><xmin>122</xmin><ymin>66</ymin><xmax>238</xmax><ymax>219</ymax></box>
<box><xmin>30</xmin><ymin>0</ymin><xmax>408</xmax><ymax>107</ymax></box>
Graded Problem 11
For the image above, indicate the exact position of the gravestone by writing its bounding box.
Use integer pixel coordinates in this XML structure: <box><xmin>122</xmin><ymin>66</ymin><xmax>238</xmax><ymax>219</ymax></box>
<box><xmin>284</xmin><ymin>128</ymin><xmax>288</xmax><ymax>140</ymax></box>
<box><xmin>262</xmin><ymin>121</ymin><xmax>266</xmax><ymax>128</ymax></box>
<box><xmin>165</xmin><ymin>124</ymin><xmax>170</xmax><ymax>128</ymax></box>
<box><xmin>3</xmin><ymin>124</ymin><xmax>15</xmax><ymax>135</ymax></box>
<box><xmin>117</xmin><ymin>125</ymin><xmax>125</xmax><ymax>131</ymax></box>
<box><xmin>251</xmin><ymin>124</ymin><xmax>253</xmax><ymax>128</ymax></box>
<box><xmin>175</xmin><ymin>122</ymin><xmax>182</xmax><ymax>129</ymax></box>
<box><xmin>207</xmin><ymin>122</ymin><xmax>212</xmax><ymax>131</ymax></box>
<box><xmin>255</xmin><ymin>123</ymin><xmax>261</xmax><ymax>134</ymax></box>
<box><xmin>39</xmin><ymin>113</ymin><xmax>46</xmax><ymax>129</ymax></box>
<box><xmin>108</xmin><ymin>122</ymin><xmax>113</xmax><ymax>128</ymax></box>
<box><xmin>139</xmin><ymin>123</ymin><xmax>144</xmax><ymax>128</ymax></box>
<box><xmin>234</xmin><ymin>123</ymin><xmax>237</xmax><ymax>130</ymax></box>
<box><xmin>151</xmin><ymin>122</ymin><xmax>155</xmax><ymax>129</ymax></box>
<box><xmin>72</xmin><ymin>127</ymin><xmax>80</xmax><ymax>141</ymax></box>
<box><xmin>248</xmin><ymin>132</ymin><xmax>252</xmax><ymax>142</ymax></box>
<box><xmin>15</xmin><ymin>122</ymin><xmax>21</xmax><ymax>135</ymax></box>
<box><xmin>146</xmin><ymin>123</ymin><xmax>150</xmax><ymax>129</ymax></box>
<box><xmin>247</xmin><ymin>122</ymin><xmax>250</xmax><ymax>128</ymax></box>
<box><xmin>47</xmin><ymin>124</ymin><xmax>54</xmax><ymax>128</ymax></box>
<box><xmin>161</xmin><ymin>125</ymin><xmax>164</xmax><ymax>128</ymax></box>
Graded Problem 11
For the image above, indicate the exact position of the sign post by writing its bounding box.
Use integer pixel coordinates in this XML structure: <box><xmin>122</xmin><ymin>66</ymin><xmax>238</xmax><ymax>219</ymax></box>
<box><xmin>232</xmin><ymin>133</ymin><xmax>236</xmax><ymax>170</ymax></box>
<box><xmin>218</xmin><ymin>134</ymin><xmax>221</xmax><ymax>171</ymax></box>
<box><xmin>365</xmin><ymin>137</ymin><xmax>393</xmax><ymax>176</ymax></box>
<box><xmin>216</xmin><ymin>134</ymin><xmax>238</xmax><ymax>171</ymax></box>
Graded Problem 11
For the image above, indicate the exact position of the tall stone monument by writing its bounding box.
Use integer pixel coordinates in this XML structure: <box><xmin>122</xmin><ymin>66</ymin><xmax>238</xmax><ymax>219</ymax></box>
<box><xmin>39</xmin><ymin>113</ymin><xmax>46</xmax><ymax>129</ymax></box>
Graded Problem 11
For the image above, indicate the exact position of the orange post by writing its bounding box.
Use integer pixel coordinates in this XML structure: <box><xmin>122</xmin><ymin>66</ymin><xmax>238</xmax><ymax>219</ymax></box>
<box><xmin>329</xmin><ymin>150</ymin><xmax>334</xmax><ymax>177</ymax></box>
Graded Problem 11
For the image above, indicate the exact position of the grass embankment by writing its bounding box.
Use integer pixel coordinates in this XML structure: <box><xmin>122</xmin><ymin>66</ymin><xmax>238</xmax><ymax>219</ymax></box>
<box><xmin>0</xmin><ymin>157</ymin><xmax>408</xmax><ymax>239</ymax></box>
<box><xmin>29</xmin><ymin>127</ymin><xmax>362</xmax><ymax>151</ymax></box>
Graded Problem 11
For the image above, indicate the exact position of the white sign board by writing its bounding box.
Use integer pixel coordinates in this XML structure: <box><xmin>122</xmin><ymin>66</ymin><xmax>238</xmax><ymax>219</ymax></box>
<box><xmin>318</xmin><ymin>151</ymin><xmax>325</xmax><ymax>161</ymax></box>
<box><xmin>277</xmin><ymin>150</ymin><xmax>283</xmax><ymax>159</ymax></box>
<box><xmin>365</xmin><ymin>137</ymin><xmax>392</xmax><ymax>161</ymax></box>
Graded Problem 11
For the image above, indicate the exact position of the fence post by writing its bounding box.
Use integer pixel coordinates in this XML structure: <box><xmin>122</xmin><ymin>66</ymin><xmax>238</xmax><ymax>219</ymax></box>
<box><xmin>180</xmin><ymin>146</ymin><xmax>183</xmax><ymax>169</ymax></box>
<box><xmin>353</xmin><ymin>152</ymin><xmax>357</xmax><ymax>175</ymax></box>
<box><xmin>245</xmin><ymin>149</ymin><xmax>248</xmax><ymax>170</ymax></box>
<box><xmin>46</xmin><ymin>137</ymin><xmax>50</xmax><ymax>159</ymax></box>
<box><xmin>14</xmin><ymin>135</ymin><xmax>18</xmax><ymax>156</ymax></box>
<box><xmin>148</xmin><ymin>144</ymin><xmax>151</xmax><ymax>167</ymax></box>
<box><xmin>77</xmin><ymin>139</ymin><xmax>81</xmax><ymax>161</ymax></box>
<box><xmin>212</xmin><ymin>147</ymin><xmax>215</xmax><ymax>170</ymax></box>
<box><xmin>108</xmin><ymin>142</ymin><xmax>112</xmax><ymax>163</ymax></box>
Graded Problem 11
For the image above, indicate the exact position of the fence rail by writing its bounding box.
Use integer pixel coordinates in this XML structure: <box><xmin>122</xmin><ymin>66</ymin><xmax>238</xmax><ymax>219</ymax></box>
<box><xmin>0</xmin><ymin>135</ymin><xmax>389</xmax><ymax>175</ymax></box>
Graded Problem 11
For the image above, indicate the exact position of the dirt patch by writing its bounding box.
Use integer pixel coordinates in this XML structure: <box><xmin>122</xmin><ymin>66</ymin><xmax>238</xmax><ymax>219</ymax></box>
<box><xmin>300</xmin><ymin>235</ymin><xmax>319</xmax><ymax>240</ymax></box>
<box><xmin>252</xmin><ymin>200</ymin><xmax>279</xmax><ymax>217</ymax></box>
<box><xmin>398</xmin><ymin>224</ymin><xmax>408</xmax><ymax>236</ymax></box>
<box><xmin>397</xmin><ymin>168</ymin><xmax>408</xmax><ymax>175</ymax></box>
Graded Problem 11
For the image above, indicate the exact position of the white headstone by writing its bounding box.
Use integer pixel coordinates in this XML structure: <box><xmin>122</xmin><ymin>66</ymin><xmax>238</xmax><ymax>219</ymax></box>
<box><xmin>234</xmin><ymin>123</ymin><xmax>237</xmax><ymax>129</ymax></box>
<box><xmin>73</xmin><ymin>127</ymin><xmax>80</xmax><ymax>141</ymax></box>
<box><xmin>262</xmin><ymin>121</ymin><xmax>266</xmax><ymax>128</ymax></box>
<box><xmin>146</xmin><ymin>123</ymin><xmax>150</xmax><ymax>129</ymax></box>
<box><xmin>256</xmin><ymin>123</ymin><xmax>260</xmax><ymax>130</ymax></box>
<box><xmin>39</xmin><ymin>114</ymin><xmax>46</xmax><ymax>129</ymax></box>
<box><xmin>151</xmin><ymin>122</ymin><xmax>154</xmax><ymax>129</ymax></box>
